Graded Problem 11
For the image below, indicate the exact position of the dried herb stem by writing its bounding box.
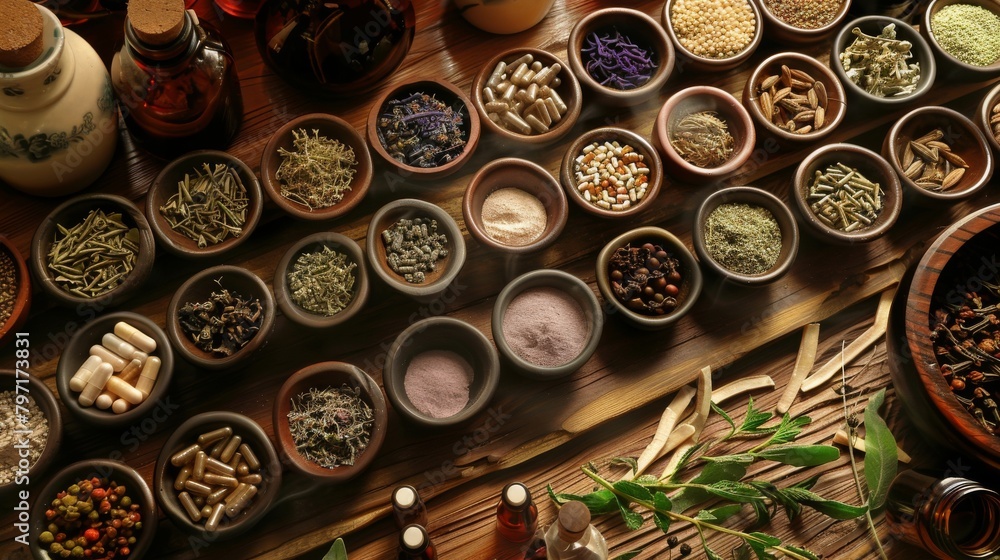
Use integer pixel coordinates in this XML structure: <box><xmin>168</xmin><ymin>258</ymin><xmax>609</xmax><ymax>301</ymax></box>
<box><xmin>287</xmin><ymin>247</ymin><xmax>357</xmax><ymax>317</ymax></box>
<box><xmin>669</xmin><ymin>111</ymin><xmax>734</xmax><ymax>168</ymax></box>
<box><xmin>160</xmin><ymin>163</ymin><xmax>248</xmax><ymax>248</ymax></box>
<box><xmin>287</xmin><ymin>385</ymin><xmax>374</xmax><ymax>469</ymax></box>
<box><xmin>277</xmin><ymin>129</ymin><xmax>358</xmax><ymax>211</ymax></box>
<box><xmin>47</xmin><ymin>209</ymin><xmax>139</xmax><ymax>298</ymax></box>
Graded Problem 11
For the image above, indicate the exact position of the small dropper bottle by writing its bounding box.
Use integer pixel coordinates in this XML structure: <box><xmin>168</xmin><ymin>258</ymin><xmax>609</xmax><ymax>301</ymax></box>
<box><xmin>392</xmin><ymin>485</ymin><xmax>428</xmax><ymax>530</ymax></box>
<box><xmin>543</xmin><ymin>500</ymin><xmax>608</xmax><ymax>560</ymax></box>
<box><xmin>496</xmin><ymin>482</ymin><xmax>538</xmax><ymax>542</ymax></box>
<box><xmin>398</xmin><ymin>524</ymin><xmax>437</xmax><ymax>560</ymax></box>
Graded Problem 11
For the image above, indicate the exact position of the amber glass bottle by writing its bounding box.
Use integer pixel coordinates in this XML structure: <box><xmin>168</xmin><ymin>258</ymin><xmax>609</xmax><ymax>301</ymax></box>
<box><xmin>398</xmin><ymin>524</ymin><xmax>436</xmax><ymax>560</ymax></box>
<box><xmin>496</xmin><ymin>482</ymin><xmax>538</xmax><ymax>543</ymax></box>
<box><xmin>392</xmin><ymin>485</ymin><xmax>428</xmax><ymax>530</ymax></box>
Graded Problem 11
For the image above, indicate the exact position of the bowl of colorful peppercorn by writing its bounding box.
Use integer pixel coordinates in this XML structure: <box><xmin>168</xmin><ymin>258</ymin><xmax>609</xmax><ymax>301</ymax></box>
<box><xmin>30</xmin><ymin>459</ymin><xmax>155</xmax><ymax>560</ymax></box>
<box><xmin>757</xmin><ymin>0</ymin><xmax>852</xmax><ymax>44</ymax></box>
<box><xmin>0</xmin><ymin>369</ymin><xmax>62</xmax><ymax>505</ymax></box>
<box><xmin>0</xmin><ymin>235</ymin><xmax>31</xmax><ymax>348</ymax></box>
<box><xmin>923</xmin><ymin>0</ymin><xmax>1000</xmax><ymax>81</ymax></box>
<box><xmin>662</xmin><ymin>0</ymin><xmax>763</xmax><ymax>72</ymax></box>
<box><xmin>978</xmin><ymin>82</ymin><xmax>1000</xmax><ymax>156</ymax></box>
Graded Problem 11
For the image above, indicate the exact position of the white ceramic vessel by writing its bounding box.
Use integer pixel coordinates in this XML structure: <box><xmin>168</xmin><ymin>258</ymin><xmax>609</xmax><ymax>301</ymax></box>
<box><xmin>453</xmin><ymin>0</ymin><xmax>556</xmax><ymax>34</ymax></box>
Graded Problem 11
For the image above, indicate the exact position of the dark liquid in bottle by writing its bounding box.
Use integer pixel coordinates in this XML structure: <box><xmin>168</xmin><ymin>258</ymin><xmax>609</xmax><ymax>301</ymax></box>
<box><xmin>212</xmin><ymin>0</ymin><xmax>263</xmax><ymax>19</ymax></box>
<box><xmin>497</xmin><ymin>500</ymin><xmax>538</xmax><ymax>543</ymax></box>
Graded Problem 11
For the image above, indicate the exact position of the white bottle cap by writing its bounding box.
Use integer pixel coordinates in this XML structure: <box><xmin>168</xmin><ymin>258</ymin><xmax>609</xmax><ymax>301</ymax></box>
<box><xmin>401</xmin><ymin>525</ymin><xmax>426</xmax><ymax>549</ymax></box>
<box><xmin>505</xmin><ymin>483</ymin><xmax>528</xmax><ymax>508</ymax></box>
<box><xmin>394</xmin><ymin>486</ymin><xmax>416</xmax><ymax>508</ymax></box>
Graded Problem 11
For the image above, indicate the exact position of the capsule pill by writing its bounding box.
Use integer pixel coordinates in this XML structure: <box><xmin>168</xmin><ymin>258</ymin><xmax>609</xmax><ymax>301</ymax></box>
<box><xmin>205</xmin><ymin>456</ymin><xmax>236</xmax><ymax>476</ymax></box>
<box><xmin>193</xmin><ymin>451</ymin><xmax>207</xmax><ymax>481</ymax></box>
<box><xmin>134</xmin><ymin>356</ymin><xmax>160</xmax><ymax>398</ymax></box>
<box><xmin>227</xmin><ymin>451</ymin><xmax>242</xmax><ymax>470</ymax></box>
<box><xmin>179</xmin><ymin>492</ymin><xmax>202</xmax><ymax>522</ymax></box>
<box><xmin>95</xmin><ymin>391</ymin><xmax>114</xmax><ymax>410</ymax></box>
<box><xmin>220</xmin><ymin>435</ymin><xmax>242</xmax><ymax>463</ymax></box>
<box><xmin>184</xmin><ymin>479</ymin><xmax>212</xmax><ymax>496</ymax></box>
<box><xmin>205</xmin><ymin>503</ymin><xmax>226</xmax><ymax>531</ymax></box>
<box><xmin>102</xmin><ymin>333</ymin><xmax>143</xmax><ymax>362</ymax></box>
<box><xmin>78</xmin><ymin>362</ymin><xmax>114</xmax><ymax>407</ymax></box>
<box><xmin>114</xmin><ymin>321</ymin><xmax>157</xmax><ymax>353</ymax></box>
<box><xmin>118</xmin><ymin>358</ymin><xmax>143</xmax><ymax>384</ymax></box>
<box><xmin>89</xmin><ymin>345</ymin><xmax>127</xmax><ymax>372</ymax></box>
<box><xmin>174</xmin><ymin>465</ymin><xmax>193</xmax><ymax>491</ymax></box>
<box><xmin>200</xmin><ymin>505</ymin><xmax>214</xmax><ymax>519</ymax></box>
<box><xmin>204</xmin><ymin>473</ymin><xmax>239</xmax><ymax>488</ymax></box>
<box><xmin>69</xmin><ymin>355</ymin><xmax>103</xmax><ymax>392</ymax></box>
<box><xmin>105</xmin><ymin>376</ymin><xmax>144</xmax><ymax>405</ymax></box>
<box><xmin>197</xmin><ymin>427</ymin><xmax>233</xmax><ymax>446</ymax></box>
<box><xmin>207</xmin><ymin>486</ymin><xmax>231</xmax><ymax>506</ymax></box>
<box><xmin>171</xmin><ymin>443</ymin><xmax>201</xmax><ymax>467</ymax></box>
<box><xmin>225</xmin><ymin>483</ymin><xmax>250</xmax><ymax>506</ymax></box>
<box><xmin>111</xmin><ymin>398</ymin><xmax>132</xmax><ymax>414</ymax></box>
<box><xmin>239</xmin><ymin>443</ymin><xmax>260</xmax><ymax>471</ymax></box>
<box><xmin>238</xmin><ymin>473</ymin><xmax>263</xmax><ymax>485</ymax></box>
<box><xmin>226</xmin><ymin>484</ymin><xmax>257</xmax><ymax>518</ymax></box>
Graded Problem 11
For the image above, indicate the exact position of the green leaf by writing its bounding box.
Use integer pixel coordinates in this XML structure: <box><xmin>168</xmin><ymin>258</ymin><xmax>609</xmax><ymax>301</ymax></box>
<box><xmin>745</xmin><ymin>532</ymin><xmax>780</xmax><ymax>560</ymax></box>
<box><xmin>614</xmin><ymin>481</ymin><xmax>654</xmax><ymax>504</ymax></box>
<box><xmin>792</xmin><ymin>475</ymin><xmax>820</xmax><ymax>490</ymax></box>
<box><xmin>668</xmin><ymin>442</ymin><xmax>707</xmax><ymax>482</ymax></box>
<box><xmin>709</xmin><ymin>503</ymin><xmax>743</xmax><ymax>522</ymax></box>
<box><xmin>670</xmin><ymin>487</ymin><xmax>709</xmax><ymax>513</ymax></box>
<box><xmin>691</xmin><ymin>460</ymin><xmax>749</xmax><ymax>485</ymax></box>
<box><xmin>747</xmin><ymin>532</ymin><xmax>781</xmax><ymax>546</ymax></box>
<box><xmin>701</xmin><ymin>453</ymin><xmax>755</xmax><ymax>465</ymax></box>
<box><xmin>633</xmin><ymin>475</ymin><xmax>660</xmax><ymax>485</ymax></box>
<box><xmin>653</xmin><ymin>491</ymin><xmax>672</xmax><ymax>512</ymax></box>
<box><xmin>863</xmin><ymin>388</ymin><xmax>898</xmax><ymax>512</ymax></box>
<box><xmin>749</xmin><ymin>481</ymin><xmax>800</xmax><ymax>521</ymax></box>
<box><xmin>753</xmin><ymin>445</ymin><xmax>840</xmax><ymax>467</ymax></box>
<box><xmin>782</xmin><ymin>487</ymin><xmax>868</xmax><ymax>520</ymax></box>
<box><xmin>783</xmin><ymin>545</ymin><xmax>821</xmax><ymax>560</ymax></box>
<box><xmin>712</xmin><ymin>401</ymin><xmax>737</xmax><ymax>437</ymax></box>
<box><xmin>695</xmin><ymin>509</ymin><xmax>719</xmax><ymax>522</ymax></box>
<box><xmin>764</xmin><ymin>414</ymin><xmax>811</xmax><ymax>447</ymax></box>
<box><xmin>749</xmin><ymin>499</ymin><xmax>771</xmax><ymax>527</ymax></box>
<box><xmin>704</xmin><ymin>544</ymin><xmax>726</xmax><ymax>560</ymax></box>
<box><xmin>616</xmin><ymin>496</ymin><xmax>644</xmax><ymax>530</ymax></box>
<box><xmin>704</xmin><ymin>481</ymin><xmax>765</xmax><ymax>503</ymax></box>
<box><xmin>653</xmin><ymin>511</ymin><xmax>672</xmax><ymax>533</ymax></box>
<box><xmin>611</xmin><ymin>457</ymin><xmax>639</xmax><ymax>475</ymax></box>
<box><xmin>733</xmin><ymin>543</ymin><xmax>753</xmax><ymax>560</ymax></box>
<box><xmin>611</xmin><ymin>550</ymin><xmax>643</xmax><ymax>560</ymax></box>
<box><xmin>547</xmin><ymin>486</ymin><xmax>619</xmax><ymax>515</ymax></box>
<box><xmin>322</xmin><ymin>538</ymin><xmax>348</xmax><ymax>560</ymax></box>
<box><xmin>731</xmin><ymin>396</ymin><xmax>774</xmax><ymax>438</ymax></box>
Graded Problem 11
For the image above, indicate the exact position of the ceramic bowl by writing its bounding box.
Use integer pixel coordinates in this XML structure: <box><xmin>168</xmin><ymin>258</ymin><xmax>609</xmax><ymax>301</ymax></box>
<box><xmin>30</xmin><ymin>194</ymin><xmax>155</xmax><ymax>308</ymax></box>
<box><xmin>472</xmin><ymin>47</ymin><xmax>583</xmax><ymax>145</ymax></box>
<box><xmin>0</xmin><ymin>369</ymin><xmax>62</xmax><ymax>503</ymax></box>
<box><xmin>661</xmin><ymin>0</ymin><xmax>763</xmax><ymax>72</ymax></box>
<box><xmin>596</xmin><ymin>226</ymin><xmax>703</xmax><ymax>330</ymax></box>
<box><xmin>979</xmin><ymin>82</ymin><xmax>1000</xmax><ymax>156</ymax></box>
<box><xmin>453</xmin><ymin>0</ymin><xmax>555</xmax><ymax>34</ymax></box>
<box><xmin>567</xmin><ymin>7</ymin><xmax>674</xmax><ymax>106</ymax></box>
<box><xmin>366</xmin><ymin>199</ymin><xmax>467</xmax><ymax>301</ymax></box>
<box><xmin>462</xmin><ymin>158</ymin><xmax>568</xmax><ymax>253</ymax></box>
<box><xmin>0</xmin><ymin>236</ymin><xmax>31</xmax><ymax>347</ymax></box>
<box><xmin>166</xmin><ymin>265</ymin><xmax>276</xmax><ymax>371</ymax></box>
<box><xmin>56</xmin><ymin>311</ymin><xmax>174</xmax><ymax>427</ymax></box>
<box><xmin>560</xmin><ymin>127</ymin><xmax>664</xmax><ymax>218</ymax></box>
<box><xmin>882</xmin><ymin>106</ymin><xmax>994</xmax><ymax>202</ymax></box>
<box><xmin>792</xmin><ymin>143</ymin><xmax>903</xmax><ymax>244</ymax></box>
<box><xmin>155</xmin><ymin>411</ymin><xmax>281</xmax><ymax>540</ymax></box>
<box><xmin>260</xmin><ymin>113</ymin><xmax>374</xmax><ymax>221</ymax></box>
<box><xmin>758</xmin><ymin>0</ymin><xmax>852</xmax><ymax>44</ymax></box>
<box><xmin>831</xmin><ymin>16</ymin><xmax>936</xmax><ymax>106</ymax></box>
<box><xmin>383</xmin><ymin>317</ymin><xmax>500</xmax><ymax>428</ymax></box>
<box><xmin>692</xmin><ymin>186</ymin><xmax>799</xmax><ymax>286</ymax></box>
<box><xmin>923</xmin><ymin>0</ymin><xmax>1000</xmax><ymax>81</ymax></box>
<box><xmin>742</xmin><ymin>52</ymin><xmax>848</xmax><ymax>143</ymax></box>
<box><xmin>367</xmin><ymin>79</ymin><xmax>480</xmax><ymax>180</ymax></box>
<box><xmin>274</xmin><ymin>232</ymin><xmax>370</xmax><ymax>329</ymax></box>
<box><xmin>492</xmin><ymin>269</ymin><xmax>604</xmax><ymax>379</ymax></box>
<box><xmin>653</xmin><ymin>86</ymin><xmax>756</xmax><ymax>184</ymax></box>
<box><xmin>29</xmin><ymin>460</ymin><xmax>156</xmax><ymax>560</ymax></box>
<box><xmin>273</xmin><ymin>361</ymin><xmax>388</xmax><ymax>481</ymax></box>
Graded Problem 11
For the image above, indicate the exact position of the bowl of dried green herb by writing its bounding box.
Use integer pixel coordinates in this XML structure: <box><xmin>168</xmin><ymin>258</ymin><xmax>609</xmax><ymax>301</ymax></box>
<box><xmin>30</xmin><ymin>194</ymin><xmax>155</xmax><ymax>308</ymax></box>
<box><xmin>923</xmin><ymin>0</ymin><xmax>1000</xmax><ymax>81</ymax></box>
<box><xmin>261</xmin><ymin>113</ymin><xmax>373</xmax><ymax>221</ymax></box>
<box><xmin>147</xmin><ymin>150</ymin><xmax>264</xmax><ymax>258</ymax></box>
<box><xmin>274</xmin><ymin>232</ymin><xmax>370</xmax><ymax>329</ymax></box>
<box><xmin>0</xmin><ymin>236</ymin><xmax>31</xmax><ymax>348</ymax></box>
<box><xmin>0</xmin><ymin>369</ymin><xmax>62</xmax><ymax>505</ymax></box>
<box><xmin>757</xmin><ymin>0</ymin><xmax>852</xmax><ymax>45</ymax></box>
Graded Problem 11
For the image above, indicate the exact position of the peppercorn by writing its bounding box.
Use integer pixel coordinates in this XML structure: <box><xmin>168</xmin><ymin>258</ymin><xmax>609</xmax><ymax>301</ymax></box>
<box><xmin>667</xmin><ymin>536</ymin><xmax>679</xmax><ymax>548</ymax></box>
<box><xmin>680</xmin><ymin>543</ymin><xmax>692</xmax><ymax>556</ymax></box>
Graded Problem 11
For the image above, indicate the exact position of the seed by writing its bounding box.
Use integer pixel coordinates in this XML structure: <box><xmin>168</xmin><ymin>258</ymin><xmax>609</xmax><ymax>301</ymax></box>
<box><xmin>814</xmin><ymin>106</ymin><xmax>825</xmax><ymax>129</ymax></box>
<box><xmin>781</xmin><ymin>65</ymin><xmax>792</xmax><ymax>87</ymax></box>
<box><xmin>941</xmin><ymin>149</ymin><xmax>969</xmax><ymax>168</ymax></box>
<box><xmin>795</xmin><ymin>125</ymin><xmax>813</xmax><ymax>134</ymax></box>
<box><xmin>794</xmin><ymin>110</ymin><xmax>815</xmax><ymax>123</ymax></box>
<box><xmin>807</xmin><ymin>88</ymin><xmax>818</xmax><ymax>109</ymax></box>
<box><xmin>814</xmin><ymin>81</ymin><xmax>827</xmax><ymax>106</ymax></box>
<box><xmin>760</xmin><ymin>74</ymin><xmax>781</xmax><ymax>90</ymax></box>
<box><xmin>902</xmin><ymin>143</ymin><xmax>915</xmax><ymax>169</ymax></box>
<box><xmin>760</xmin><ymin>91</ymin><xmax>773</xmax><ymax>121</ymax></box>
<box><xmin>910</xmin><ymin>141</ymin><xmax>940</xmax><ymax>164</ymax></box>
<box><xmin>941</xmin><ymin>167</ymin><xmax>966</xmax><ymax>190</ymax></box>
<box><xmin>773</xmin><ymin>87</ymin><xmax>792</xmax><ymax>102</ymax></box>
<box><xmin>790</xmin><ymin>68</ymin><xmax>816</xmax><ymax>84</ymax></box>
<box><xmin>925</xmin><ymin>140</ymin><xmax>951</xmax><ymax>152</ymax></box>
<box><xmin>914</xmin><ymin>129</ymin><xmax>944</xmax><ymax>145</ymax></box>
<box><xmin>904</xmin><ymin>160</ymin><xmax>925</xmax><ymax>179</ymax></box>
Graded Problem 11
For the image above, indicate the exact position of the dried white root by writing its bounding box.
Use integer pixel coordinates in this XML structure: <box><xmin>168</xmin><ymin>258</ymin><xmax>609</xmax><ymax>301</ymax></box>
<box><xmin>630</xmin><ymin>385</ymin><xmax>697</xmax><ymax>479</ymax></box>
<box><xmin>660</xmin><ymin>367</ymin><xmax>712</xmax><ymax>479</ymax></box>
<box><xmin>833</xmin><ymin>429</ymin><xmax>912</xmax><ymax>463</ymax></box>
<box><xmin>712</xmin><ymin>375</ymin><xmax>776</xmax><ymax>405</ymax></box>
<box><xmin>777</xmin><ymin>323</ymin><xmax>821</xmax><ymax>413</ymax></box>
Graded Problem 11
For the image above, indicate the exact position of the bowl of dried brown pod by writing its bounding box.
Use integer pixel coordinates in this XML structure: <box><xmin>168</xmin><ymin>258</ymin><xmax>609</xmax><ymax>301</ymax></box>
<box><xmin>977</xmin><ymin>82</ymin><xmax>1000</xmax><ymax>157</ymax></box>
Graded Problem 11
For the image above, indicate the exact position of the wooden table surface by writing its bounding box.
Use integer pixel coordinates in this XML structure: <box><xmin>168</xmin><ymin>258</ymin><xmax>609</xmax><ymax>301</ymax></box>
<box><xmin>2</xmin><ymin>1</ymin><xmax>998</xmax><ymax>558</ymax></box>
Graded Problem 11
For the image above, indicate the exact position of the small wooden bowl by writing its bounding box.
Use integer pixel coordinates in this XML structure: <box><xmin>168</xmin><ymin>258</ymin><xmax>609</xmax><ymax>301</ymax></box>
<box><xmin>261</xmin><ymin>114</ymin><xmax>373</xmax><ymax>221</ymax></box>
<box><xmin>653</xmin><ymin>86</ymin><xmax>756</xmax><ymax>184</ymax></box>
<box><xmin>147</xmin><ymin>150</ymin><xmax>264</xmax><ymax>258</ymax></box>
<box><xmin>792</xmin><ymin>143</ymin><xmax>902</xmax><ymax>244</ymax></box>
<box><xmin>154</xmin><ymin>411</ymin><xmax>281</xmax><ymax>540</ymax></box>
<box><xmin>742</xmin><ymin>52</ymin><xmax>848</xmax><ymax>143</ymax></box>
<box><xmin>366</xmin><ymin>199</ymin><xmax>467</xmax><ymax>302</ymax></box>
<box><xmin>0</xmin><ymin>236</ymin><xmax>31</xmax><ymax>347</ymax></box>
<box><xmin>472</xmin><ymin>47</ymin><xmax>583</xmax><ymax>146</ymax></box>
<box><xmin>273</xmin><ymin>361</ymin><xmax>387</xmax><ymax>482</ymax></box>
<box><xmin>30</xmin><ymin>460</ymin><xmax>156</xmax><ymax>560</ymax></box>
<box><xmin>453</xmin><ymin>0</ymin><xmax>555</xmax><ymax>34</ymax></box>
<box><xmin>367</xmin><ymin>79</ymin><xmax>480</xmax><ymax>180</ymax></box>
<box><xmin>462</xmin><ymin>158</ymin><xmax>568</xmax><ymax>254</ymax></box>
<box><xmin>166</xmin><ymin>265</ymin><xmax>276</xmax><ymax>371</ymax></box>
<box><xmin>662</xmin><ymin>0</ymin><xmax>763</xmax><ymax>72</ymax></box>
<box><xmin>56</xmin><ymin>311</ymin><xmax>174</xmax><ymax>427</ymax></box>
<box><xmin>979</xmin><ymin>82</ymin><xmax>1000</xmax><ymax>156</ymax></box>
<box><xmin>560</xmin><ymin>127</ymin><xmax>663</xmax><ymax>218</ymax></box>
<box><xmin>596</xmin><ymin>226</ymin><xmax>703</xmax><ymax>330</ymax></box>
<box><xmin>831</xmin><ymin>16</ymin><xmax>937</xmax><ymax>106</ymax></box>
<box><xmin>693</xmin><ymin>186</ymin><xmax>799</xmax><ymax>286</ymax></box>
<box><xmin>567</xmin><ymin>7</ymin><xmax>674</xmax><ymax>106</ymax></box>
<box><xmin>0</xmin><ymin>369</ymin><xmax>62</xmax><ymax>504</ymax></box>
<box><xmin>923</xmin><ymin>0</ymin><xmax>1000</xmax><ymax>81</ymax></box>
<box><xmin>383</xmin><ymin>317</ymin><xmax>500</xmax><ymax>428</ymax></box>
<box><xmin>30</xmin><ymin>194</ymin><xmax>155</xmax><ymax>308</ymax></box>
<box><xmin>882</xmin><ymin>106</ymin><xmax>994</xmax><ymax>202</ymax></box>
<box><xmin>758</xmin><ymin>0</ymin><xmax>852</xmax><ymax>44</ymax></box>
<box><xmin>492</xmin><ymin>269</ymin><xmax>604</xmax><ymax>379</ymax></box>
<box><xmin>274</xmin><ymin>232</ymin><xmax>370</xmax><ymax>329</ymax></box>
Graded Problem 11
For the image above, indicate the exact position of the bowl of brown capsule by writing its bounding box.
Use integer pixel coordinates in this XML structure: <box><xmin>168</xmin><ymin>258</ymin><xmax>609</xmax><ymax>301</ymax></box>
<box><xmin>154</xmin><ymin>411</ymin><xmax>282</xmax><ymax>540</ymax></box>
<box><xmin>979</xmin><ymin>82</ymin><xmax>1000</xmax><ymax>156</ymax></box>
<box><xmin>757</xmin><ymin>0</ymin><xmax>852</xmax><ymax>44</ymax></box>
<box><xmin>0</xmin><ymin>236</ymin><xmax>31</xmax><ymax>347</ymax></box>
<box><xmin>661</xmin><ymin>0</ymin><xmax>763</xmax><ymax>72</ymax></box>
<box><xmin>922</xmin><ymin>0</ymin><xmax>1000</xmax><ymax>81</ymax></box>
<box><xmin>0</xmin><ymin>369</ymin><xmax>62</xmax><ymax>505</ymax></box>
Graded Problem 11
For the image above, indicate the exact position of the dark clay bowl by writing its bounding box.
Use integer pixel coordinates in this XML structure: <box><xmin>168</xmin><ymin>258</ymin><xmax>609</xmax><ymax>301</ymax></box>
<box><xmin>383</xmin><ymin>317</ymin><xmax>500</xmax><ymax>428</ymax></box>
<box><xmin>882</xmin><ymin>105</ymin><xmax>994</xmax><ymax>202</ymax></box>
<box><xmin>923</xmin><ymin>0</ymin><xmax>1000</xmax><ymax>81</ymax></box>
<box><xmin>560</xmin><ymin>127</ymin><xmax>664</xmax><ymax>218</ymax></box>
<box><xmin>758</xmin><ymin>0</ymin><xmax>852</xmax><ymax>44</ymax></box>
<box><xmin>166</xmin><ymin>265</ymin><xmax>276</xmax><ymax>371</ymax></box>
<box><xmin>56</xmin><ymin>311</ymin><xmax>174</xmax><ymax>428</ymax></box>
<box><xmin>979</xmin><ymin>82</ymin><xmax>1000</xmax><ymax>156</ymax></box>
<box><xmin>792</xmin><ymin>143</ymin><xmax>903</xmax><ymax>244</ymax></box>
<box><xmin>0</xmin><ymin>369</ymin><xmax>62</xmax><ymax>504</ymax></box>
<box><xmin>154</xmin><ymin>411</ymin><xmax>281</xmax><ymax>540</ymax></box>
<box><xmin>596</xmin><ymin>226</ymin><xmax>703</xmax><ymax>330</ymax></box>
<box><xmin>567</xmin><ymin>7</ymin><xmax>674</xmax><ymax>106</ymax></box>
<box><xmin>462</xmin><ymin>158</ymin><xmax>568</xmax><ymax>254</ymax></box>
<box><xmin>30</xmin><ymin>460</ymin><xmax>156</xmax><ymax>560</ymax></box>
<box><xmin>274</xmin><ymin>232</ymin><xmax>370</xmax><ymax>329</ymax></box>
<box><xmin>662</xmin><ymin>0</ymin><xmax>763</xmax><ymax>72</ymax></box>
<box><xmin>260</xmin><ymin>113</ymin><xmax>373</xmax><ymax>221</ymax></box>
<box><xmin>492</xmin><ymin>269</ymin><xmax>604</xmax><ymax>380</ymax></box>
<box><xmin>0</xmin><ymin>236</ymin><xmax>31</xmax><ymax>347</ymax></box>
<box><xmin>273</xmin><ymin>361</ymin><xmax>387</xmax><ymax>482</ymax></box>
<box><xmin>30</xmin><ymin>194</ymin><xmax>155</xmax><ymax>309</ymax></box>
<box><xmin>146</xmin><ymin>150</ymin><xmax>263</xmax><ymax>258</ymax></box>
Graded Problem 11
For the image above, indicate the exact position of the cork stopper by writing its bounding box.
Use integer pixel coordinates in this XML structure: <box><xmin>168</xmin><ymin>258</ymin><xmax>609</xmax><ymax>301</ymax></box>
<box><xmin>0</xmin><ymin>0</ymin><xmax>44</xmax><ymax>69</ymax></box>
<box><xmin>557</xmin><ymin>500</ymin><xmax>591</xmax><ymax>541</ymax></box>
<box><xmin>128</xmin><ymin>0</ymin><xmax>185</xmax><ymax>46</ymax></box>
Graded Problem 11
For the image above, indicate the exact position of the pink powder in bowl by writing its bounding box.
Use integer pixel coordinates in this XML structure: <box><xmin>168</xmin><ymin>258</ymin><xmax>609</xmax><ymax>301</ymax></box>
<box><xmin>403</xmin><ymin>350</ymin><xmax>474</xmax><ymax>418</ymax></box>
<box><xmin>501</xmin><ymin>287</ymin><xmax>589</xmax><ymax>368</ymax></box>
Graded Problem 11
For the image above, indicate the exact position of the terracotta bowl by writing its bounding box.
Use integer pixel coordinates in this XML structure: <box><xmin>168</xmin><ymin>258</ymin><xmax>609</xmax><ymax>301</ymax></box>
<box><xmin>653</xmin><ymin>86</ymin><xmax>756</xmax><ymax>184</ymax></box>
<box><xmin>492</xmin><ymin>269</ymin><xmax>604</xmax><ymax>380</ymax></box>
<box><xmin>367</xmin><ymin>79</ymin><xmax>480</xmax><ymax>180</ymax></box>
<box><xmin>472</xmin><ymin>47</ymin><xmax>583</xmax><ymax>146</ymax></box>
<box><xmin>792</xmin><ymin>143</ymin><xmax>902</xmax><ymax>244</ymax></box>
<box><xmin>923</xmin><ymin>0</ymin><xmax>1000</xmax><ymax>81</ymax></box>
<box><xmin>596</xmin><ymin>226</ymin><xmax>703</xmax><ymax>330</ymax></box>
<box><xmin>366</xmin><ymin>199</ymin><xmax>467</xmax><ymax>302</ymax></box>
<box><xmin>693</xmin><ymin>186</ymin><xmax>799</xmax><ymax>286</ymax></box>
<box><xmin>56</xmin><ymin>311</ymin><xmax>174</xmax><ymax>428</ymax></box>
<box><xmin>882</xmin><ymin>106</ymin><xmax>994</xmax><ymax>202</ymax></box>
<box><xmin>274</xmin><ymin>232</ymin><xmax>370</xmax><ymax>329</ymax></box>
<box><xmin>758</xmin><ymin>0</ymin><xmax>852</xmax><ymax>44</ymax></box>
<box><xmin>383</xmin><ymin>317</ymin><xmax>500</xmax><ymax>428</ymax></box>
<box><xmin>661</xmin><ymin>0</ymin><xmax>763</xmax><ymax>72</ymax></box>
<box><xmin>453</xmin><ymin>0</ymin><xmax>555</xmax><ymax>34</ymax></box>
<box><xmin>273</xmin><ymin>361</ymin><xmax>388</xmax><ymax>482</ymax></box>
<box><xmin>166</xmin><ymin>265</ymin><xmax>276</xmax><ymax>371</ymax></box>
<box><xmin>462</xmin><ymin>158</ymin><xmax>568</xmax><ymax>254</ymax></box>
<box><xmin>560</xmin><ymin>127</ymin><xmax>663</xmax><ymax>218</ymax></box>
<box><xmin>979</xmin><ymin>82</ymin><xmax>1000</xmax><ymax>156</ymax></box>
<box><xmin>0</xmin><ymin>236</ymin><xmax>31</xmax><ymax>347</ymax></box>
<box><xmin>154</xmin><ymin>411</ymin><xmax>281</xmax><ymax>540</ymax></box>
<box><xmin>0</xmin><ymin>369</ymin><xmax>62</xmax><ymax>504</ymax></box>
<box><xmin>261</xmin><ymin>114</ymin><xmax>373</xmax><ymax>221</ymax></box>
<box><xmin>742</xmin><ymin>52</ymin><xmax>848</xmax><ymax>143</ymax></box>
<box><xmin>30</xmin><ymin>194</ymin><xmax>155</xmax><ymax>308</ymax></box>
<box><xmin>566</xmin><ymin>7</ymin><xmax>674</xmax><ymax>106</ymax></box>
<box><xmin>29</xmin><ymin>460</ymin><xmax>156</xmax><ymax>560</ymax></box>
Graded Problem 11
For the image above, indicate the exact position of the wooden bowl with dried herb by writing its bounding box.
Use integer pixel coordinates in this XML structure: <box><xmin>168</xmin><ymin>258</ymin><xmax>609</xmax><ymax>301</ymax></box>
<box><xmin>882</xmin><ymin>106</ymin><xmax>994</xmax><ymax>202</ymax></box>
<box><xmin>922</xmin><ymin>0</ymin><xmax>1000</xmax><ymax>81</ymax></box>
<box><xmin>661</xmin><ymin>0</ymin><xmax>763</xmax><ymax>72</ymax></box>
<box><xmin>978</xmin><ymin>82</ymin><xmax>1000</xmax><ymax>156</ymax></box>
<box><xmin>0</xmin><ymin>236</ymin><xmax>31</xmax><ymax>348</ymax></box>
<box><xmin>757</xmin><ymin>0</ymin><xmax>852</xmax><ymax>44</ymax></box>
<box><xmin>261</xmin><ymin>113</ymin><xmax>373</xmax><ymax>221</ymax></box>
<box><xmin>0</xmin><ymin>369</ymin><xmax>63</xmax><ymax>505</ymax></box>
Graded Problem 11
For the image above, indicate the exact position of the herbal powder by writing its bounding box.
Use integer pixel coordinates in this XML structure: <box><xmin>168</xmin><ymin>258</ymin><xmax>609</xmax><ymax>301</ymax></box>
<box><xmin>481</xmin><ymin>188</ymin><xmax>547</xmax><ymax>247</ymax></box>
<box><xmin>931</xmin><ymin>4</ymin><xmax>1000</xmax><ymax>67</ymax></box>
<box><xmin>704</xmin><ymin>203</ymin><xmax>782</xmax><ymax>275</ymax></box>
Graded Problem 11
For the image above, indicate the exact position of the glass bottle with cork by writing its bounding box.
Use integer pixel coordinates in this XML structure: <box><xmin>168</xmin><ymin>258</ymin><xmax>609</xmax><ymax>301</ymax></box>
<box><xmin>392</xmin><ymin>485</ymin><xmax>428</xmax><ymax>530</ymax></box>
<box><xmin>527</xmin><ymin>500</ymin><xmax>607</xmax><ymax>560</ymax></box>
<box><xmin>398</xmin><ymin>524</ymin><xmax>436</xmax><ymax>560</ymax></box>
<box><xmin>496</xmin><ymin>482</ymin><xmax>538</xmax><ymax>543</ymax></box>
